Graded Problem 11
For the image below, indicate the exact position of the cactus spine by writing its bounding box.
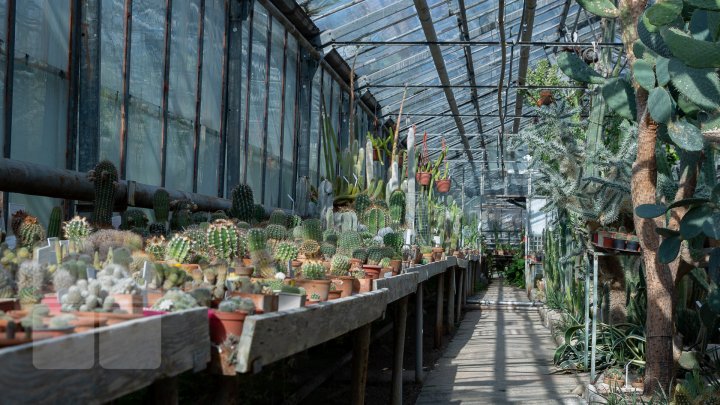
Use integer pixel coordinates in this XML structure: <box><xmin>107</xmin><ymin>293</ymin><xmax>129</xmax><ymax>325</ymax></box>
<box><xmin>47</xmin><ymin>207</ymin><xmax>62</xmax><ymax>238</ymax></box>
<box><xmin>302</xmin><ymin>219</ymin><xmax>323</xmax><ymax>242</ymax></box>
<box><xmin>273</xmin><ymin>241</ymin><xmax>299</xmax><ymax>262</ymax></box>
<box><xmin>301</xmin><ymin>261</ymin><xmax>326</xmax><ymax>280</ymax></box>
<box><xmin>90</xmin><ymin>160</ymin><xmax>118</xmax><ymax>227</ymax></box>
<box><xmin>165</xmin><ymin>235</ymin><xmax>192</xmax><ymax>263</ymax></box>
<box><xmin>330</xmin><ymin>255</ymin><xmax>351</xmax><ymax>277</ymax></box>
<box><xmin>247</xmin><ymin>228</ymin><xmax>267</xmax><ymax>253</ymax></box>
<box><xmin>18</xmin><ymin>216</ymin><xmax>45</xmax><ymax>249</ymax></box>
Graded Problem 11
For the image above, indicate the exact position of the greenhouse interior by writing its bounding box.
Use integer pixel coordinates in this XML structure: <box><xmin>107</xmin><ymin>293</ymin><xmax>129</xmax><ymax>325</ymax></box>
<box><xmin>0</xmin><ymin>0</ymin><xmax>719</xmax><ymax>403</ymax></box>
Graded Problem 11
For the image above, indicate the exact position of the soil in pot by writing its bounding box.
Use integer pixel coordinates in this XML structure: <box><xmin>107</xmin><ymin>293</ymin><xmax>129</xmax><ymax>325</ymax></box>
<box><xmin>209</xmin><ymin>310</ymin><xmax>248</xmax><ymax>344</ymax></box>
<box><xmin>295</xmin><ymin>279</ymin><xmax>331</xmax><ymax>301</ymax></box>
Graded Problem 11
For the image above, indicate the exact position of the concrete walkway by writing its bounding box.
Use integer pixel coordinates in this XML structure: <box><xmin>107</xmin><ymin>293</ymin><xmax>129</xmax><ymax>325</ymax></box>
<box><xmin>416</xmin><ymin>280</ymin><xmax>586</xmax><ymax>404</ymax></box>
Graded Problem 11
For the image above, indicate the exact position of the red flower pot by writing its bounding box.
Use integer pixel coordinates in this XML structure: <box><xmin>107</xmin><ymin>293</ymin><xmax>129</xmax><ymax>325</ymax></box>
<box><xmin>435</xmin><ymin>178</ymin><xmax>451</xmax><ymax>193</ymax></box>
<box><xmin>416</xmin><ymin>172</ymin><xmax>432</xmax><ymax>186</ymax></box>
<box><xmin>209</xmin><ymin>310</ymin><xmax>248</xmax><ymax>344</ymax></box>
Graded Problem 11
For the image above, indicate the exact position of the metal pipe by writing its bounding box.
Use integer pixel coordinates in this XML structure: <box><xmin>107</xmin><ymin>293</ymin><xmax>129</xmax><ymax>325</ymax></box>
<box><xmin>217</xmin><ymin>0</ymin><xmax>230</xmax><ymax>197</ymax></box>
<box><xmin>119</xmin><ymin>0</ymin><xmax>132</xmax><ymax>178</ymax></box>
<box><xmin>192</xmin><ymin>0</ymin><xmax>206</xmax><ymax>193</ymax></box>
<box><xmin>0</xmin><ymin>158</ymin><xmax>231</xmax><ymax>212</ymax></box>
<box><xmin>159</xmin><ymin>0</ymin><xmax>173</xmax><ymax>187</ymax></box>
<box><xmin>362</xmin><ymin>84</ymin><xmax>589</xmax><ymax>90</ymax></box>
<box><xmin>331</xmin><ymin>40</ymin><xmax>624</xmax><ymax>47</ymax></box>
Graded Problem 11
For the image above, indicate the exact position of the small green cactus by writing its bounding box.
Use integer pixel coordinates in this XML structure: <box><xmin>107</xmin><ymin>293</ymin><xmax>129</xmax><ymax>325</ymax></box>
<box><xmin>253</xmin><ymin>204</ymin><xmax>266</xmax><ymax>223</ymax></box>
<box><xmin>121</xmin><ymin>209</ymin><xmax>149</xmax><ymax>231</ymax></box>
<box><xmin>231</xmin><ymin>184</ymin><xmax>255</xmax><ymax>222</ymax></box>
<box><xmin>63</xmin><ymin>216</ymin><xmax>92</xmax><ymax>242</ymax></box>
<box><xmin>165</xmin><ymin>235</ymin><xmax>192</xmax><ymax>264</ymax></box>
<box><xmin>18</xmin><ymin>287</ymin><xmax>42</xmax><ymax>305</ymax></box>
<box><xmin>0</xmin><ymin>269</ymin><xmax>15</xmax><ymax>298</ymax></box>
<box><xmin>352</xmin><ymin>248</ymin><xmax>368</xmax><ymax>263</ymax></box>
<box><xmin>323</xmin><ymin>229</ymin><xmax>338</xmax><ymax>244</ymax></box>
<box><xmin>363</xmin><ymin>206</ymin><xmax>389</xmax><ymax>236</ymax></box>
<box><xmin>321</xmin><ymin>242</ymin><xmax>337</xmax><ymax>259</ymax></box>
<box><xmin>18</xmin><ymin>216</ymin><xmax>45</xmax><ymax>249</ymax></box>
<box><xmin>383</xmin><ymin>232</ymin><xmax>403</xmax><ymax>255</ymax></box>
<box><xmin>274</xmin><ymin>241</ymin><xmax>299</xmax><ymax>262</ymax></box>
<box><xmin>90</xmin><ymin>160</ymin><xmax>118</xmax><ymax>228</ymax></box>
<box><xmin>269</xmin><ymin>209</ymin><xmax>289</xmax><ymax>227</ymax></box>
<box><xmin>192</xmin><ymin>211</ymin><xmax>209</xmax><ymax>224</ymax></box>
<box><xmin>354</xmin><ymin>194</ymin><xmax>371</xmax><ymax>214</ymax></box>
<box><xmin>379</xmin><ymin>257</ymin><xmax>391</xmax><ymax>268</ymax></box>
<box><xmin>145</xmin><ymin>236</ymin><xmax>166</xmax><ymax>261</ymax></box>
<box><xmin>300</xmin><ymin>240</ymin><xmax>321</xmax><ymax>259</ymax></box>
<box><xmin>266</xmin><ymin>224</ymin><xmax>288</xmax><ymax>241</ymax></box>
<box><xmin>247</xmin><ymin>228</ymin><xmax>267</xmax><ymax>253</ymax></box>
<box><xmin>149</xmin><ymin>222</ymin><xmax>167</xmax><ymax>236</ymax></box>
<box><xmin>337</xmin><ymin>230</ymin><xmax>363</xmax><ymax>257</ymax></box>
<box><xmin>210</xmin><ymin>210</ymin><xmax>229</xmax><ymax>222</ymax></box>
<box><xmin>47</xmin><ymin>206</ymin><xmax>63</xmax><ymax>238</ymax></box>
<box><xmin>330</xmin><ymin>255</ymin><xmax>351</xmax><ymax>277</ymax></box>
<box><xmin>250</xmin><ymin>248</ymin><xmax>279</xmax><ymax>279</ymax></box>
<box><xmin>301</xmin><ymin>261</ymin><xmax>326</xmax><ymax>280</ymax></box>
<box><xmin>290</xmin><ymin>215</ymin><xmax>302</xmax><ymax>227</ymax></box>
<box><xmin>302</xmin><ymin>218</ymin><xmax>323</xmax><ymax>242</ymax></box>
<box><xmin>367</xmin><ymin>246</ymin><xmax>385</xmax><ymax>265</ymax></box>
<box><xmin>169</xmin><ymin>200</ymin><xmax>195</xmax><ymax>231</ymax></box>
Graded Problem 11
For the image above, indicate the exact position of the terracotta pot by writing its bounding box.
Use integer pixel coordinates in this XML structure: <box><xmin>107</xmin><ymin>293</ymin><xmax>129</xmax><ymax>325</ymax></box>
<box><xmin>432</xmin><ymin>247</ymin><xmax>444</xmax><ymax>262</ymax></box>
<box><xmin>233</xmin><ymin>292</ymin><xmax>278</xmax><ymax>313</ymax></box>
<box><xmin>435</xmin><ymin>178</ymin><xmax>451</xmax><ymax>193</ymax></box>
<box><xmin>389</xmin><ymin>259</ymin><xmax>402</xmax><ymax>273</ymax></box>
<box><xmin>362</xmin><ymin>265</ymin><xmax>382</xmax><ymax>280</ymax></box>
<box><xmin>631</xmin><ymin>381</ymin><xmax>643</xmax><ymax>389</ymax></box>
<box><xmin>328</xmin><ymin>290</ymin><xmax>342</xmax><ymax>300</ymax></box>
<box><xmin>357</xmin><ymin>278</ymin><xmax>373</xmax><ymax>293</ymax></box>
<box><xmin>104</xmin><ymin>312</ymin><xmax>144</xmax><ymax>325</ymax></box>
<box><xmin>145</xmin><ymin>291</ymin><xmax>164</xmax><ymax>308</ymax></box>
<box><xmin>332</xmin><ymin>276</ymin><xmax>355</xmax><ymax>298</ymax></box>
<box><xmin>416</xmin><ymin>171</ymin><xmax>432</xmax><ymax>186</ymax></box>
<box><xmin>242</xmin><ymin>258</ymin><xmax>253</xmax><ymax>267</ymax></box>
<box><xmin>113</xmin><ymin>293</ymin><xmax>143</xmax><ymax>314</ymax></box>
<box><xmin>422</xmin><ymin>253</ymin><xmax>433</xmax><ymax>263</ymax></box>
<box><xmin>235</xmin><ymin>265</ymin><xmax>254</xmax><ymax>277</ymax></box>
<box><xmin>295</xmin><ymin>279</ymin><xmax>332</xmax><ymax>301</ymax></box>
<box><xmin>0</xmin><ymin>299</ymin><xmax>18</xmax><ymax>312</ymax></box>
<box><xmin>0</xmin><ymin>337</ymin><xmax>35</xmax><ymax>348</ymax></box>
<box><xmin>305</xmin><ymin>299</ymin><xmax>320</xmax><ymax>306</ymax></box>
<box><xmin>32</xmin><ymin>326</ymin><xmax>75</xmax><ymax>340</ymax></box>
<box><xmin>350</xmin><ymin>258</ymin><xmax>364</xmax><ymax>270</ymax></box>
<box><xmin>180</xmin><ymin>264</ymin><xmax>201</xmax><ymax>274</ymax></box>
<box><xmin>209</xmin><ymin>310</ymin><xmax>248</xmax><ymax>344</ymax></box>
<box><xmin>41</xmin><ymin>295</ymin><xmax>62</xmax><ymax>314</ymax></box>
<box><xmin>380</xmin><ymin>267</ymin><xmax>394</xmax><ymax>279</ymax></box>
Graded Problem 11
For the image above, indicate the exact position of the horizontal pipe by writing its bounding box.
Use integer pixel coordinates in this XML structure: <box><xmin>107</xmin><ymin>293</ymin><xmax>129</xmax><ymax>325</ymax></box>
<box><xmin>364</xmin><ymin>84</ymin><xmax>589</xmax><ymax>90</ymax></box>
<box><xmin>331</xmin><ymin>40</ymin><xmax>624</xmax><ymax>47</ymax></box>
<box><xmin>0</xmin><ymin>158</ymin><xmax>231</xmax><ymax>212</ymax></box>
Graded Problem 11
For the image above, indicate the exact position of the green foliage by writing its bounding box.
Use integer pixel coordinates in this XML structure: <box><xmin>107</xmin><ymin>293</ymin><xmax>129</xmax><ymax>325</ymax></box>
<box><xmin>575</xmin><ymin>0</ymin><xmax>619</xmax><ymax>18</ymax></box>
<box><xmin>363</xmin><ymin>206</ymin><xmax>388</xmax><ymax>235</ymax></box>
<box><xmin>668</xmin><ymin>57</ymin><xmax>720</xmax><ymax>111</ymax></box>
<box><xmin>383</xmin><ymin>232</ymin><xmax>403</xmax><ymax>255</ymax></box>
<box><xmin>273</xmin><ymin>241</ymin><xmax>298</xmax><ymax>262</ymax></box>
<box><xmin>231</xmin><ymin>184</ymin><xmax>254</xmax><ymax>222</ymax></box>
<box><xmin>47</xmin><ymin>207</ymin><xmax>62</xmax><ymax>238</ymax></box>
<box><xmin>601</xmin><ymin>78</ymin><xmax>637</xmax><ymax>120</ymax></box>
<box><xmin>90</xmin><ymin>160</ymin><xmax>118</xmax><ymax>227</ymax></box>
<box><xmin>504</xmin><ymin>254</ymin><xmax>525</xmax><ymax>289</ymax></box>
<box><xmin>556</xmin><ymin>52</ymin><xmax>606</xmax><ymax>84</ymax></box>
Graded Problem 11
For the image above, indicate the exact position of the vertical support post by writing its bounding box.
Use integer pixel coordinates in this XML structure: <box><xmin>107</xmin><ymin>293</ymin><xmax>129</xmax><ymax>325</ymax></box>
<box><xmin>222</xmin><ymin>0</ymin><xmax>246</xmax><ymax>195</ymax></box>
<box><xmin>456</xmin><ymin>267</ymin><xmax>464</xmax><ymax>323</ymax></box>
<box><xmin>159</xmin><ymin>0</ymin><xmax>174</xmax><ymax>187</ymax></box>
<box><xmin>191</xmin><ymin>0</ymin><xmax>206</xmax><ymax>193</ymax></box>
<box><xmin>392</xmin><ymin>296</ymin><xmax>409</xmax><ymax>405</ymax></box>
<box><xmin>78</xmin><ymin>0</ymin><xmax>101</xmax><ymax>172</ymax></box>
<box><xmin>351</xmin><ymin>323</ymin><xmax>372</xmax><ymax>405</ymax></box>
<box><xmin>406</xmin><ymin>125</ymin><xmax>416</xmax><ymax>237</ymax></box>
<box><xmin>145</xmin><ymin>376</ymin><xmax>179</xmax><ymax>404</ymax></box>
<box><xmin>447</xmin><ymin>267</ymin><xmax>456</xmax><ymax>332</ymax></box>
<box><xmin>119</xmin><ymin>0</ymin><xmax>132</xmax><ymax>178</ymax></box>
<box><xmin>590</xmin><ymin>252</ymin><xmax>599</xmax><ymax>382</ymax></box>
<box><xmin>415</xmin><ymin>281</ymin><xmax>424</xmax><ymax>383</ymax></box>
<box><xmin>434</xmin><ymin>272</ymin><xmax>444</xmax><ymax>349</ymax></box>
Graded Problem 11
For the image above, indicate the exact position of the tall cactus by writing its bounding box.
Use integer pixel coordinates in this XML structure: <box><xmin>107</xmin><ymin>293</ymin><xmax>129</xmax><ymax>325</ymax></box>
<box><xmin>47</xmin><ymin>207</ymin><xmax>62</xmax><ymax>238</ymax></box>
<box><xmin>230</xmin><ymin>184</ymin><xmax>254</xmax><ymax>222</ymax></box>
<box><xmin>363</xmin><ymin>207</ymin><xmax>388</xmax><ymax>236</ymax></box>
<box><xmin>90</xmin><ymin>160</ymin><xmax>118</xmax><ymax>228</ymax></box>
<box><xmin>153</xmin><ymin>189</ymin><xmax>170</xmax><ymax>223</ymax></box>
<box><xmin>389</xmin><ymin>189</ymin><xmax>406</xmax><ymax>228</ymax></box>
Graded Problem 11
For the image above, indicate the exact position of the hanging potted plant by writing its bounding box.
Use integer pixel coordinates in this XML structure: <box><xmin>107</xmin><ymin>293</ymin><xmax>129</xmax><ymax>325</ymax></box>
<box><xmin>435</xmin><ymin>161</ymin><xmax>452</xmax><ymax>193</ymax></box>
<box><xmin>369</xmin><ymin>131</ymin><xmax>392</xmax><ymax>163</ymax></box>
<box><xmin>416</xmin><ymin>132</ymin><xmax>432</xmax><ymax>186</ymax></box>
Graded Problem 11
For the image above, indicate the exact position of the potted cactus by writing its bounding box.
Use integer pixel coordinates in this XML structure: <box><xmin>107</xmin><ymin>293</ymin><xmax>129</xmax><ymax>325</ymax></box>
<box><xmin>296</xmin><ymin>261</ymin><xmax>331</xmax><ymax>301</ymax></box>
<box><xmin>210</xmin><ymin>297</ymin><xmax>255</xmax><ymax>344</ymax></box>
<box><xmin>277</xmin><ymin>285</ymin><xmax>306</xmax><ymax>311</ymax></box>
<box><xmin>613</xmin><ymin>226</ymin><xmax>627</xmax><ymax>250</ymax></box>
<box><xmin>330</xmin><ymin>255</ymin><xmax>355</xmax><ymax>298</ymax></box>
<box><xmin>435</xmin><ymin>162</ymin><xmax>451</xmax><ymax>193</ymax></box>
<box><xmin>603</xmin><ymin>367</ymin><xmax>624</xmax><ymax>391</ymax></box>
<box><xmin>327</xmin><ymin>284</ymin><xmax>342</xmax><ymax>300</ymax></box>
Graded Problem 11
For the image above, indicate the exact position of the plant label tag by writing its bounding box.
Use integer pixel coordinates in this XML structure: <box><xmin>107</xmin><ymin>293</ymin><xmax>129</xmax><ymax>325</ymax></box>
<box><xmin>111</xmin><ymin>215</ymin><xmax>122</xmax><ymax>229</ymax></box>
<box><xmin>86</xmin><ymin>267</ymin><xmax>97</xmax><ymax>280</ymax></box>
<box><xmin>142</xmin><ymin>261</ymin><xmax>156</xmax><ymax>284</ymax></box>
<box><xmin>34</xmin><ymin>244</ymin><xmax>57</xmax><ymax>265</ymax></box>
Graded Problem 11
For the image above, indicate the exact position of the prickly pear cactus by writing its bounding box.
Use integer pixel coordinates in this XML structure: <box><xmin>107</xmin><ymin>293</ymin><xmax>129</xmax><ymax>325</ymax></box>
<box><xmin>89</xmin><ymin>160</ymin><xmax>118</xmax><ymax>228</ymax></box>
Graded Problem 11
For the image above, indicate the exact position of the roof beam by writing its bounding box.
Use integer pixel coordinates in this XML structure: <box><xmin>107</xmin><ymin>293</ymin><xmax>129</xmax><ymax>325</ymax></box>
<box><xmin>412</xmin><ymin>0</ymin><xmax>475</xmax><ymax>169</ymax></box>
<box><xmin>512</xmin><ymin>0</ymin><xmax>537</xmax><ymax>134</ymax></box>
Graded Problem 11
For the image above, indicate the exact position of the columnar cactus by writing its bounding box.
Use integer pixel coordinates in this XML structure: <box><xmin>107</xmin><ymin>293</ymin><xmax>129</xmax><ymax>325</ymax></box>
<box><xmin>389</xmin><ymin>189</ymin><xmax>406</xmax><ymax>227</ymax></box>
<box><xmin>170</xmin><ymin>200</ymin><xmax>195</xmax><ymax>231</ymax></box>
<box><xmin>383</xmin><ymin>232</ymin><xmax>403</xmax><ymax>255</ymax></box>
<box><xmin>247</xmin><ymin>228</ymin><xmax>267</xmax><ymax>253</ymax></box>
<box><xmin>302</xmin><ymin>218</ymin><xmax>323</xmax><ymax>242</ymax></box>
<box><xmin>330</xmin><ymin>255</ymin><xmax>351</xmax><ymax>277</ymax></box>
<box><xmin>231</xmin><ymin>183</ymin><xmax>255</xmax><ymax>222</ymax></box>
<box><xmin>253</xmin><ymin>204</ymin><xmax>266</xmax><ymax>223</ymax></box>
<box><xmin>206</xmin><ymin>219</ymin><xmax>241</xmax><ymax>262</ymax></box>
<box><xmin>274</xmin><ymin>241</ymin><xmax>299</xmax><ymax>262</ymax></box>
<box><xmin>89</xmin><ymin>160</ymin><xmax>118</xmax><ymax>227</ymax></box>
<box><xmin>301</xmin><ymin>261</ymin><xmax>326</xmax><ymax>280</ymax></box>
<box><xmin>165</xmin><ymin>235</ymin><xmax>192</xmax><ymax>264</ymax></box>
<box><xmin>18</xmin><ymin>216</ymin><xmax>45</xmax><ymax>249</ymax></box>
<box><xmin>153</xmin><ymin>189</ymin><xmax>170</xmax><ymax>223</ymax></box>
<box><xmin>337</xmin><ymin>230</ymin><xmax>363</xmax><ymax>257</ymax></box>
<box><xmin>300</xmin><ymin>240</ymin><xmax>321</xmax><ymax>259</ymax></box>
<box><xmin>63</xmin><ymin>216</ymin><xmax>92</xmax><ymax>242</ymax></box>
<box><xmin>363</xmin><ymin>207</ymin><xmax>389</xmax><ymax>236</ymax></box>
<box><xmin>121</xmin><ymin>209</ymin><xmax>149</xmax><ymax>230</ymax></box>
<box><xmin>47</xmin><ymin>206</ymin><xmax>62</xmax><ymax>238</ymax></box>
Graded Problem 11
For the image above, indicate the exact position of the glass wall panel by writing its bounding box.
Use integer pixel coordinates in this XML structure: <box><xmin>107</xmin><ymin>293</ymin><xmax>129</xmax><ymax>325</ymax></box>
<box><xmin>126</xmin><ymin>0</ymin><xmax>165</xmax><ymax>186</ymax></box>
<box><xmin>308</xmin><ymin>68</ymin><xmax>321</xmax><ymax>186</ymax></box>
<box><xmin>99</xmin><ymin>0</ymin><xmax>123</xmax><ymax>167</ymax></box>
<box><xmin>319</xmin><ymin>68</ymin><xmax>332</xmax><ymax>180</ymax></box>
<box><xmin>166</xmin><ymin>0</ymin><xmax>200</xmax><ymax>192</ymax></box>
<box><xmin>281</xmin><ymin>35</ymin><xmax>298</xmax><ymax>209</ymax></box>
<box><xmin>198</xmin><ymin>0</ymin><xmax>224</xmax><ymax>197</ymax></box>
<box><xmin>0</xmin><ymin>0</ymin><xmax>8</xmax><ymax>153</ymax></box>
<box><xmin>246</xmin><ymin>3</ymin><xmax>268</xmax><ymax>202</ymax></box>
<box><xmin>264</xmin><ymin>18</ymin><xmax>283</xmax><ymax>206</ymax></box>
<box><xmin>9</xmin><ymin>0</ymin><xmax>70</xmax><ymax>229</ymax></box>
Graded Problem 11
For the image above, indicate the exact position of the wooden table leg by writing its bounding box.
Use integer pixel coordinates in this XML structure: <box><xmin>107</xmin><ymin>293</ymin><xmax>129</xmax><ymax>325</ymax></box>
<box><xmin>434</xmin><ymin>272</ymin><xmax>445</xmax><ymax>349</ymax></box>
<box><xmin>392</xmin><ymin>296</ymin><xmax>409</xmax><ymax>405</ymax></box>
<box><xmin>447</xmin><ymin>268</ymin><xmax>456</xmax><ymax>333</ymax></box>
<box><xmin>415</xmin><ymin>282</ymin><xmax>424</xmax><ymax>383</ymax></box>
<box><xmin>351</xmin><ymin>323</ymin><xmax>372</xmax><ymax>405</ymax></box>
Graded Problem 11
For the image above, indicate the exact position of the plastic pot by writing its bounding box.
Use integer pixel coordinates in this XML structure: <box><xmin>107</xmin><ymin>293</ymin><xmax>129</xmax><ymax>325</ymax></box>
<box><xmin>612</xmin><ymin>238</ymin><xmax>626</xmax><ymax>250</ymax></box>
